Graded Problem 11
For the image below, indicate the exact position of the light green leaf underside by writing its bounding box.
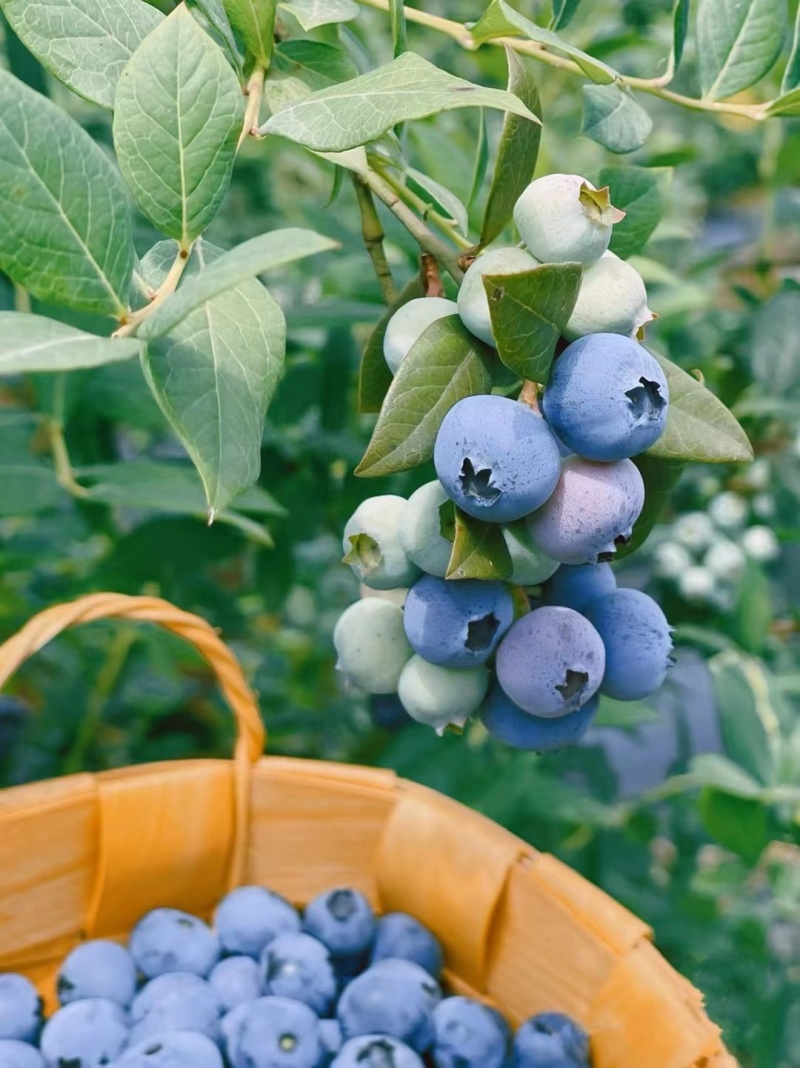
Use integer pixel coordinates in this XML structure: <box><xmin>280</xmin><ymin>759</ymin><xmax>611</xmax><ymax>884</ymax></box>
<box><xmin>0</xmin><ymin>71</ymin><xmax>134</xmax><ymax>316</ymax></box>
<box><xmin>782</xmin><ymin>3</ymin><xmax>800</xmax><ymax>91</ymax></box>
<box><xmin>0</xmin><ymin>464</ymin><xmax>64</xmax><ymax>515</ymax></box>
<box><xmin>279</xmin><ymin>0</ymin><xmax>359</xmax><ymax>30</ymax></box>
<box><xmin>189</xmin><ymin>0</ymin><xmax>243</xmax><ymax>74</ymax></box>
<box><xmin>582</xmin><ymin>84</ymin><xmax>653</xmax><ymax>153</ymax></box>
<box><xmin>261</xmin><ymin>51</ymin><xmax>539</xmax><ymax>153</ymax></box>
<box><xmin>0</xmin><ymin>0</ymin><xmax>163</xmax><ymax>108</ymax></box>
<box><xmin>0</xmin><ymin>313</ymin><xmax>142</xmax><ymax>373</ymax></box>
<box><xmin>697</xmin><ymin>0</ymin><xmax>786</xmax><ymax>101</ymax></box>
<box><xmin>113</xmin><ymin>4</ymin><xmax>245</xmax><ymax>243</ymax></box>
<box><xmin>223</xmin><ymin>0</ymin><xmax>276</xmax><ymax>64</ymax></box>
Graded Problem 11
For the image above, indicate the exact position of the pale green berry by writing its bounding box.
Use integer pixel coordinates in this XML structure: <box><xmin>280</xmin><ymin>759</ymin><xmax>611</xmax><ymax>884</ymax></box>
<box><xmin>383</xmin><ymin>297</ymin><xmax>459</xmax><ymax>375</ymax></box>
<box><xmin>397</xmin><ymin>655</ymin><xmax>489</xmax><ymax>734</ymax></box>
<box><xmin>564</xmin><ymin>251</ymin><xmax>654</xmax><ymax>341</ymax></box>
<box><xmin>359</xmin><ymin>585</ymin><xmax>408</xmax><ymax>607</ymax></box>
<box><xmin>708</xmin><ymin>491</ymin><xmax>747</xmax><ymax>529</ymax></box>
<box><xmin>678</xmin><ymin>566</ymin><xmax>715</xmax><ymax>602</ymax></box>
<box><xmin>333</xmin><ymin>599</ymin><xmax>413</xmax><ymax>694</ymax></box>
<box><xmin>399</xmin><ymin>480</ymin><xmax>454</xmax><ymax>578</ymax></box>
<box><xmin>503</xmin><ymin>527</ymin><xmax>559</xmax><ymax>586</ymax></box>
<box><xmin>457</xmin><ymin>246</ymin><xmax>539</xmax><ymax>345</ymax></box>
<box><xmin>343</xmin><ymin>496</ymin><xmax>421</xmax><ymax>590</ymax></box>
<box><xmin>672</xmin><ymin>512</ymin><xmax>716</xmax><ymax>552</ymax></box>
<box><xmin>653</xmin><ymin>541</ymin><xmax>692</xmax><ymax>579</ymax></box>
<box><xmin>740</xmin><ymin>525</ymin><xmax>780</xmax><ymax>562</ymax></box>
<box><xmin>703</xmin><ymin>539</ymin><xmax>745</xmax><ymax>579</ymax></box>
<box><xmin>513</xmin><ymin>174</ymin><xmax>623</xmax><ymax>266</ymax></box>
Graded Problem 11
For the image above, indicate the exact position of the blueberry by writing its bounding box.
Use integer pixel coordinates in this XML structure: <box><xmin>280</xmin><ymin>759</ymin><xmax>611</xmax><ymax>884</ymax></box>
<box><xmin>513</xmin><ymin>174</ymin><xmax>619</xmax><ymax>267</ymax></box>
<box><xmin>128</xmin><ymin>973</ymin><xmax>221</xmax><ymax>1045</ymax></box>
<box><xmin>260</xmin><ymin>933</ymin><xmax>336</xmax><ymax>1017</ymax></box>
<box><xmin>383</xmin><ymin>298</ymin><xmax>459</xmax><ymax>375</ymax></box>
<box><xmin>368</xmin><ymin>694</ymin><xmax>413</xmax><ymax>732</ymax></box>
<box><xmin>0</xmin><ymin>1040</ymin><xmax>45</xmax><ymax>1068</ymax></box>
<box><xmin>433</xmin><ymin>396</ymin><xmax>561</xmax><ymax>524</ymax></box>
<box><xmin>214</xmin><ymin>886</ymin><xmax>301</xmax><ymax>959</ymax></box>
<box><xmin>331</xmin><ymin>1035</ymin><xmax>424</xmax><ymax>1068</ymax></box>
<box><xmin>227</xmin><ymin>996</ymin><xmax>323</xmax><ymax>1068</ymax></box>
<box><xmin>0</xmin><ymin>975</ymin><xmax>42</xmax><ymax>1043</ymax></box>
<box><xmin>303</xmin><ymin>889</ymin><xmax>375</xmax><ymax>959</ymax></box>
<box><xmin>585</xmin><ymin>588</ymin><xmax>674</xmax><ymax>700</ymax></box>
<box><xmin>457</xmin><ymin>247</ymin><xmax>539</xmax><ymax>346</ymax></box>
<box><xmin>503</xmin><ymin>527</ymin><xmax>559</xmax><ymax>587</ymax></box>
<box><xmin>40</xmin><ymin>999</ymin><xmax>128</xmax><ymax>1068</ymax></box>
<box><xmin>130</xmin><ymin>909</ymin><xmax>220</xmax><ymax>979</ymax></box>
<box><xmin>370</xmin><ymin>914</ymin><xmax>443</xmax><ymax>979</ymax></box>
<box><xmin>208</xmin><ymin>957</ymin><xmax>262</xmax><ymax>1013</ymax></box>
<box><xmin>528</xmin><ymin>457</ymin><xmax>645</xmax><ymax>565</ymax></box>
<box><xmin>544</xmin><ymin>563</ymin><xmax>617</xmax><ymax>614</ymax></box>
<box><xmin>402</xmin><ymin>575</ymin><xmax>514</xmax><ymax>668</ymax></box>
<box><xmin>57</xmin><ymin>941</ymin><xmax>137</xmax><ymax>1008</ymax></box>
<box><xmin>510</xmin><ymin>1012</ymin><xmax>590</xmax><ymax>1067</ymax></box>
<box><xmin>220</xmin><ymin>1003</ymin><xmax>250</xmax><ymax>1064</ymax></box>
<box><xmin>337</xmin><ymin>959</ymin><xmax>441</xmax><ymax>1054</ymax></box>
<box><xmin>564</xmin><ymin>251</ymin><xmax>653</xmax><ymax>341</ymax></box>
<box><xmin>333</xmin><ymin>600</ymin><xmax>413</xmax><ymax>695</ymax></box>
<box><xmin>495</xmin><ymin>607</ymin><xmax>605</xmax><ymax>716</ymax></box>
<box><xmin>481</xmin><ymin>686</ymin><xmax>599</xmax><ymax>751</ymax></box>
<box><xmin>343</xmin><ymin>497</ymin><xmax>420</xmax><ymax>591</ymax></box>
<box><xmin>431</xmin><ymin>996</ymin><xmax>509</xmax><ymax>1068</ymax></box>
<box><xmin>115</xmin><ymin>1032</ymin><xmax>224</xmax><ymax>1068</ymax></box>
<box><xmin>399</xmin><ymin>481</ymin><xmax>454</xmax><ymax>579</ymax></box>
<box><xmin>542</xmin><ymin>334</ymin><xmax>669</xmax><ymax>461</ymax></box>
<box><xmin>397</xmin><ymin>656</ymin><xmax>489</xmax><ymax>734</ymax></box>
<box><xmin>319</xmin><ymin>1019</ymin><xmax>343</xmax><ymax>1059</ymax></box>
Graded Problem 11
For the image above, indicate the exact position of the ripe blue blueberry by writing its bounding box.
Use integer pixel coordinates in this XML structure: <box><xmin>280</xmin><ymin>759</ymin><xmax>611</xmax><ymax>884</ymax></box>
<box><xmin>319</xmin><ymin>1019</ymin><xmax>343</xmax><ymax>1060</ymax></box>
<box><xmin>337</xmin><ymin>959</ymin><xmax>441</xmax><ymax>1054</ymax></box>
<box><xmin>128</xmin><ymin>974</ymin><xmax>221</xmax><ymax>1046</ymax></box>
<box><xmin>331</xmin><ymin>1035</ymin><xmax>424</xmax><ymax>1068</ymax></box>
<box><xmin>333</xmin><ymin>599</ymin><xmax>413</xmax><ymax>695</ymax></box>
<box><xmin>544</xmin><ymin>563</ymin><xmax>617</xmax><ymax>614</ymax></box>
<box><xmin>431</xmin><ymin>996</ymin><xmax>509</xmax><ymax>1068</ymax></box>
<box><xmin>369</xmin><ymin>693</ymin><xmax>413</xmax><ymax>731</ymax></box>
<box><xmin>303</xmin><ymin>888</ymin><xmax>375</xmax><ymax>959</ymax></box>
<box><xmin>481</xmin><ymin>686</ymin><xmax>599</xmax><ymax>751</ymax></box>
<box><xmin>434</xmin><ymin>396</ymin><xmax>561</xmax><ymax>524</ymax></box>
<box><xmin>528</xmin><ymin>457</ymin><xmax>645</xmax><ymax>565</ymax></box>
<box><xmin>457</xmin><ymin>247</ymin><xmax>539</xmax><ymax>345</ymax></box>
<box><xmin>214</xmin><ymin>886</ymin><xmax>301</xmax><ymax>959</ymax></box>
<box><xmin>370</xmin><ymin>914</ymin><xmax>443</xmax><ymax>979</ymax></box>
<box><xmin>397</xmin><ymin>656</ymin><xmax>489</xmax><ymax>734</ymax></box>
<box><xmin>0</xmin><ymin>975</ymin><xmax>42</xmax><ymax>1043</ymax></box>
<box><xmin>383</xmin><ymin>298</ymin><xmax>459</xmax><ymax>375</ymax></box>
<box><xmin>227</xmin><ymin>996</ymin><xmax>323</xmax><ymax>1068</ymax></box>
<box><xmin>208</xmin><ymin>956</ymin><xmax>262</xmax><ymax>1012</ymax></box>
<box><xmin>403</xmin><ymin>575</ymin><xmax>514</xmax><ymax>668</ymax></box>
<box><xmin>542</xmin><ymin>334</ymin><xmax>669</xmax><ymax>461</ymax></box>
<box><xmin>510</xmin><ymin>1012</ymin><xmax>590</xmax><ymax>1067</ymax></box>
<box><xmin>130</xmin><ymin>909</ymin><xmax>220</xmax><ymax>979</ymax></box>
<box><xmin>57</xmin><ymin>940</ymin><xmax>137</xmax><ymax>1008</ymax></box>
<box><xmin>343</xmin><ymin>497</ymin><xmax>420</xmax><ymax>591</ymax></box>
<box><xmin>399</xmin><ymin>481</ymin><xmax>454</xmax><ymax>579</ymax></box>
<box><xmin>260</xmin><ymin>932</ymin><xmax>336</xmax><ymax>1017</ymax></box>
<box><xmin>115</xmin><ymin>1032</ymin><xmax>223</xmax><ymax>1068</ymax></box>
<box><xmin>496</xmin><ymin>607</ymin><xmax>605</xmax><ymax>717</ymax></box>
<box><xmin>0</xmin><ymin>1040</ymin><xmax>44</xmax><ymax>1068</ymax></box>
<box><xmin>584</xmin><ymin>588</ymin><xmax>674</xmax><ymax>700</ymax></box>
<box><xmin>513</xmin><ymin>175</ymin><xmax>620</xmax><ymax>267</ymax></box>
<box><xmin>40</xmin><ymin>999</ymin><xmax>128</xmax><ymax>1068</ymax></box>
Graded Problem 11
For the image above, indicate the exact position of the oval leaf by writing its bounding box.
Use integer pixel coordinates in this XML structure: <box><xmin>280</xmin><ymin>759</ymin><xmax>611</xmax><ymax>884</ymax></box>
<box><xmin>189</xmin><ymin>0</ymin><xmax>243</xmax><ymax>74</ymax></box>
<box><xmin>223</xmin><ymin>0</ymin><xmax>276</xmax><ymax>65</ymax></box>
<box><xmin>358</xmin><ymin>276</ymin><xmax>425</xmax><ymax>414</ymax></box>
<box><xmin>599</xmin><ymin>166</ymin><xmax>672</xmax><ymax>259</ymax></box>
<box><xmin>113</xmin><ymin>4</ymin><xmax>245</xmax><ymax>244</ymax></box>
<box><xmin>0</xmin><ymin>71</ymin><xmax>134</xmax><ymax>316</ymax></box>
<box><xmin>261</xmin><ymin>51</ymin><xmax>539</xmax><ymax>153</ymax></box>
<box><xmin>0</xmin><ymin>313</ymin><xmax>142</xmax><ymax>373</ymax></box>
<box><xmin>782</xmin><ymin>2</ymin><xmax>800</xmax><ymax>91</ymax></box>
<box><xmin>356</xmin><ymin>316</ymin><xmax>495</xmax><ymax>477</ymax></box>
<box><xmin>551</xmin><ymin>0</ymin><xmax>582</xmax><ymax>30</ymax></box>
<box><xmin>279</xmin><ymin>0</ymin><xmax>358</xmax><ymax>30</ymax></box>
<box><xmin>446</xmin><ymin>508</ymin><xmax>513</xmax><ymax>580</ymax></box>
<box><xmin>582</xmin><ymin>84</ymin><xmax>653</xmax><ymax>154</ymax></box>
<box><xmin>750</xmin><ymin>289</ymin><xmax>800</xmax><ymax>393</ymax></box>
<box><xmin>766</xmin><ymin>85</ymin><xmax>800</xmax><ymax>115</ymax></box>
<box><xmin>698</xmin><ymin>0</ymin><xmax>786</xmax><ymax>101</ymax></box>
<box><xmin>671</xmin><ymin>0</ymin><xmax>690</xmax><ymax>73</ymax></box>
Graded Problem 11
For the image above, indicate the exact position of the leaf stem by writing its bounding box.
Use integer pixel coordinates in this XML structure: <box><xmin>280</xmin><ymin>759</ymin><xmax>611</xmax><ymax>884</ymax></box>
<box><xmin>352</xmin><ymin>175</ymin><xmax>396</xmax><ymax>303</ymax></box>
<box><xmin>372</xmin><ymin>163</ymin><xmax>474</xmax><ymax>250</ymax></box>
<box><xmin>113</xmin><ymin>244</ymin><xmax>194</xmax><ymax>337</ymax></box>
<box><xmin>238</xmin><ymin>66</ymin><xmax>267</xmax><ymax>152</ymax></box>
<box><xmin>13</xmin><ymin>284</ymin><xmax>31</xmax><ymax>315</ymax></box>
<box><xmin>353</xmin><ymin>0</ymin><xmax>770</xmax><ymax>123</ymax></box>
<box><xmin>46</xmin><ymin>388</ymin><xmax>89</xmax><ymax>500</ymax></box>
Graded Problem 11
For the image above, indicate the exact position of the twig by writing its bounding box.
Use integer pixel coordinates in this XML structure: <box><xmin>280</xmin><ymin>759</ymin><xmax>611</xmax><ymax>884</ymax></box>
<box><xmin>46</xmin><ymin>420</ymin><xmax>89</xmax><ymax>499</ymax></box>
<box><xmin>113</xmin><ymin>244</ymin><xmax>193</xmax><ymax>337</ymax></box>
<box><xmin>238</xmin><ymin>66</ymin><xmax>266</xmax><ymax>152</ymax></box>
<box><xmin>352</xmin><ymin>175</ymin><xmax>396</xmax><ymax>303</ymax></box>
<box><xmin>373</xmin><ymin>162</ymin><xmax>474</xmax><ymax>250</ymax></box>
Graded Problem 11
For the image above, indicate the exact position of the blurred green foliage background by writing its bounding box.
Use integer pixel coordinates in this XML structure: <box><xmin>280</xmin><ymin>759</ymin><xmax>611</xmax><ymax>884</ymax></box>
<box><xmin>1</xmin><ymin>2</ymin><xmax>799</xmax><ymax>1065</ymax></box>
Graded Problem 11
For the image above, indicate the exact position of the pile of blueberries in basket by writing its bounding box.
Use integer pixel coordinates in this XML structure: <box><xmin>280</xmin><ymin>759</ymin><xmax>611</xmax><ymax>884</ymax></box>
<box><xmin>0</xmin><ymin>884</ymin><xmax>590</xmax><ymax>1067</ymax></box>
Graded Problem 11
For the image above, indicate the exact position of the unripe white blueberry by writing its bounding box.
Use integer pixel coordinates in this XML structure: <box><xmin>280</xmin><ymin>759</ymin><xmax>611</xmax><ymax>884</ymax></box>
<box><xmin>513</xmin><ymin>174</ymin><xmax>623</xmax><ymax>266</ymax></box>
<box><xmin>333</xmin><ymin>599</ymin><xmax>413</xmax><ymax>694</ymax></box>
<box><xmin>397</xmin><ymin>655</ymin><xmax>489</xmax><ymax>734</ymax></box>
<box><xmin>740</xmin><ymin>525</ymin><xmax>780</xmax><ymax>562</ymax></box>
<box><xmin>383</xmin><ymin>297</ymin><xmax>459</xmax><ymax>375</ymax></box>
<box><xmin>653</xmin><ymin>541</ymin><xmax>692</xmax><ymax>579</ymax></box>
<box><xmin>752</xmin><ymin>493</ymin><xmax>775</xmax><ymax>519</ymax></box>
<box><xmin>564</xmin><ymin>251</ymin><xmax>654</xmax><ymax>341</ymax></box>
<box><xmin>359</xmin><ymin>585</ymin><xmax>408</xmax><ymax>607</ymax></box>
<box><xmin>703</xmin><ymin>539</ymin><xmax>745</xmax><ymax>580</ymax></box>
<box><xmin>503</xmin><ymin>527</ymin><xmax>559</xmax><ymax>586</ymax></box>
<box><xmin>672</xmin><ymin>512</ymin><xmax>716</xmax><ymax>552</ymax></box>
<box><xmin>708</xmin><ymin>491</ymin><xmax>748</xmax><ymax>529</ymax></box>
<box><xmin>678</xmin><ymin>566</ymin><xmax>715</xmax><ymax>602</ymax></box>
<box><xmin>399</xmin><ymin>480</ymin><xmax>454</xmax><ymax>578</ymax></box>
<box><xmin>457</xmin><ymin>246</ymin><xmax>539</xmax><ymax>345</ymax></box>
<box><xmin>343</xmin><ymin>496</ymin><xmax>421</xmax><ymax>590</ymax></box>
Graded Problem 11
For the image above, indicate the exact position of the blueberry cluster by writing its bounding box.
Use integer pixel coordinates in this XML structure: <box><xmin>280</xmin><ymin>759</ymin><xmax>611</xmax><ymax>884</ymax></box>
<box><xmin>0</xmin><ymin>885</ymin><xmax>591</xmax><ymax>1067</ymax></box>
<box><xmin>338</xmin><ymin>174</ymin><xmax>674</xmax><ymax>749</ymax></box>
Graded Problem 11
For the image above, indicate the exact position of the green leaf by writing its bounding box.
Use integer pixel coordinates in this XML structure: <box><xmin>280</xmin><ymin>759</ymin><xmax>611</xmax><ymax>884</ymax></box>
<box><xmin>358</xmin><ymin>277</ymin><xmax>425</xmax><ymax>414</ymax></box>
<box><xmin>0</xmin><ymin>0</ymin><xmax>163</xmax><ymax>109</ymax></box>
<box><xmin>709</xmin><ymin>651</ymin><xmax>780</xmax><ymax>786</ymax></box>
<box><xmin>733</xmin><ymin>561</ymin><xmax>773</xmax><ymax>655</ymax></box>
<box><xmin>446</xmin><ymin>509</ymin><xmax>513</xmax><ymax>580</ymax></box>
<box><xmin>782</xmin><ymin>2</ymin><xmax>800</xmax><ymax>91</ymax></box>
<box><xmin>690</xmin><ymin>752</ymin><xmax>764</xmax><ymax>797</ymax></box>
<box><xmin>276</xmin><ymin>40</ymin><xmax>357</xmax><ymax>84</ymax></box>
<box><xmin>140</xmin><ymin>239</ymin><xmax>286</xmax><ymax>517</ymax></box>
<box><xmin>582</xmin><ymin>84</ymin><xmax>653</xmax><ymax>154</ymax></box>
<box><xmin>389</xmin><ymin>0</ymin><xmax>407</xmax><ymax>56</ymax></box>
<box><xmin>356</xmin><ymin>316</ymin><xmax>494</xmax><ymax>477</ymax></box>
<box><xmin>599</xmin><ymin>166</ymin><xmax>672</xmax><ymax>259</ymax></box>
<box><xmin>551</xmin><ymin>0</ymin><xmax>581</xmax><ymax>30</ymax></box>
<box><xmin>113</xmin><ymin>4</ymin><xmax>245</xmax><ymax>244</ymax></box>
<box><xmin>670</xmin><ymin>0</ymin><xmax>690</xmax><ymax>73</ymax></box>
<box><xmin>697</xmin><ymin>0</ymin><xmax>787</xmax><ymax>101</ymax></box>
<box><xmin>261</xmin><ymin>51</ymin><xmax>540</xmax><ymax>153</ymax></box>
<box><xmin>405</xmin><ymin>167</ymin><xmax>469</xmax><ymax>234</ymax></box>
<box><xmin>765</xmin><ymin>85</ymin><xmax>800</xmax><ymax>114</ymax></box>
<box><xmin>480</xmin><ymin>49</ymin><xmax>542</xmax><ymax>248</ymax></box>
<box><xmin>699</xmin><ymin>788</ymin><xmax>770</xmax><ymax>862</ymax></box>
<box><xmin>750</xmin><ymin>289</ymin><xmax>800</xmax><ymax>394</ymax></box>
<box><xmin>647</xmin><ymin>353</ymin><xmax>754</xmax><ymax>463</ymax></box>
<box><xmin>139</xmin><ymin>229</ymin><xmax>337</xmax><ymax>339</ymax></box>
<box><xmin>0</xmin><ymin>463</ymin><xmax>64</xmax><ymax>515</ymax></box>
<box><xmin>188</xmin><ymin>0</ymin><xmax>243</xmax><ymax>74</ymax></box>
<box><xmin>0</xmin><ymin>313</ymin><xmax>143</xmax><ymax>373</ymax></box>
<box><xmin>593</xmin><ymin>695</ymin><xmax>658</xmax><ymax>728</ymax></box>
<box><xmin>0</xmin><ymin>72</ymin><xmax>134</xmax><ymax>317</ymax></box>
<box><xmin>279</xmin><ymin>0</ymin><xmax>358</xmax><ymax>30</ymax></box>
<box><xmin>483</xmin><ymin>263</ymin><xmax>582</xmax><ymax>383</ymax></box>
<box><xmin>467</xmin><ymin>110</ymin><xmax>489</xmax><ymax>210</ymax></box>
<box><xmin>223</xmin><ymin>0</ymin><xmax>276</xmax><ymax>65</ymax></box>
<box><xmin>471</xmin><ymin>0</ymin><xmax>620</xmax><ymax>85</ymax></box>
<box><xmin>615</xmin><ymin>453</ymin><xmax>683</xmax><ymax>558</ymax></box>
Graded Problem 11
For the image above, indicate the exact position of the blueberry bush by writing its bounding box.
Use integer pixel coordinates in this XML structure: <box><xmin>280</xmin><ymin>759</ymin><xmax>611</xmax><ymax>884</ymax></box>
<box><xmin>0</xmin><ymin>1</ymin><xmax>798</xmax><ymax>1064</ymax></box>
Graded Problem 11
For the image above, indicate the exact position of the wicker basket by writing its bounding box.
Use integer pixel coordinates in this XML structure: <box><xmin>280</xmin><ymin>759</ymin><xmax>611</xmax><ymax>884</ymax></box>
<box><xmin>0</xmin><ymin>593</ymin><xmax>734</xmax><ymax>1067</ymax></box>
